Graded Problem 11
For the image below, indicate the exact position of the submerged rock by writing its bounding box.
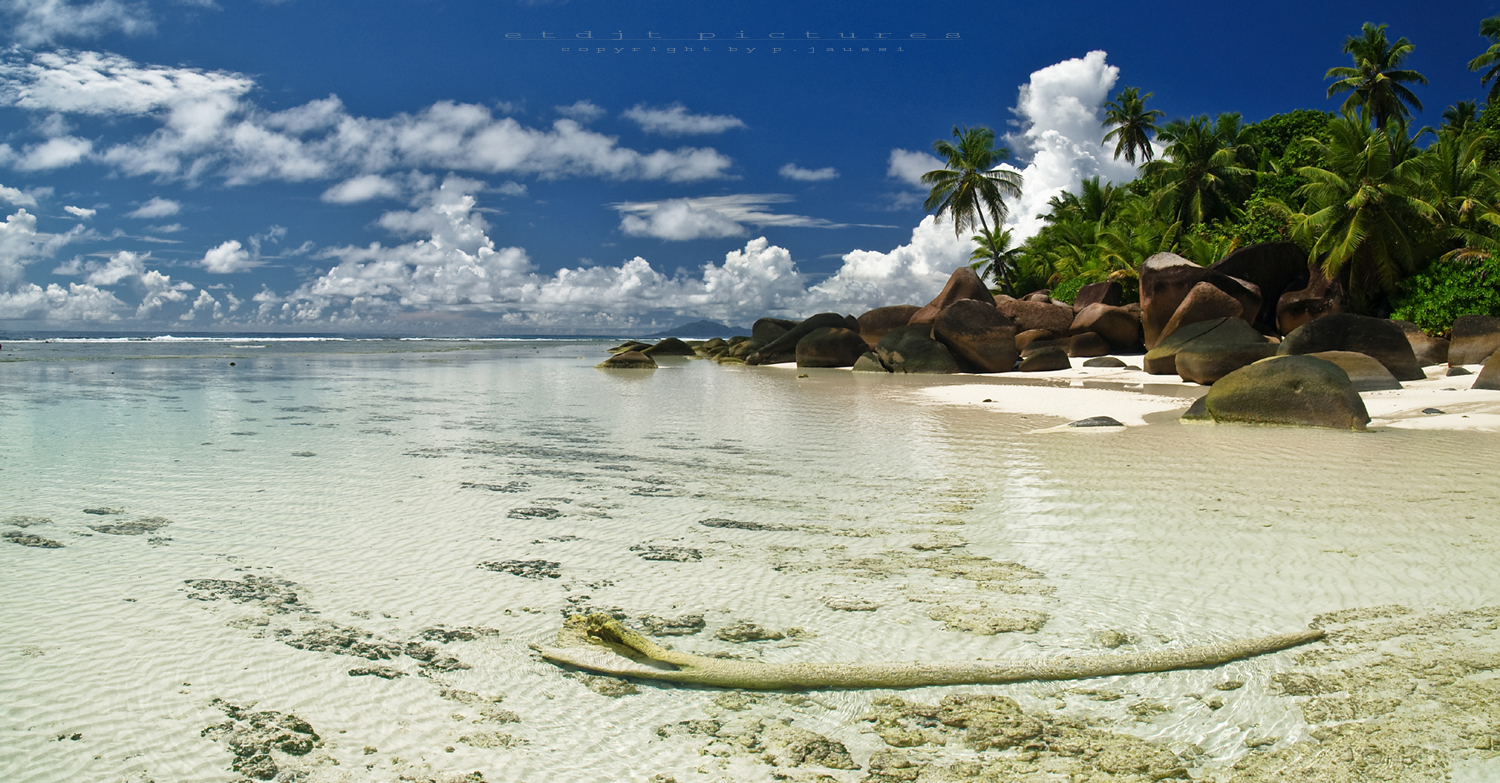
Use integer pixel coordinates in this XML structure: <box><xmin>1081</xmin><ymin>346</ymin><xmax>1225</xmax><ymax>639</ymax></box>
<box><xmin>1068</xmin><ymin>416</ymin><xmax>1125</xmax><ymax>427</ymax></box>
<box><xmin>88</xmin><ymin>516</ymin><xmax>171</xmax><ymax>535</ymax></box>
<box><xmin>3</xmin><ymin>530</ymin><xmax>63</xmax><ymax>548</ymax></box>
<box><xmin>1182</xmin><ymin>355</ymin><xmax>1370</xmax><ymax>430</ymax></box>
<box><xmin>477</xmin><ymin>559</ymin><xmax>562</xmax><ymax>579</ymax></box>
<box><xmin>715</xmin><ymin>621</ymin><xmax>787</xmax><ymax>642</ymax></box>
<box><xmin>595</xmin><ymin>350</ymin><xmax>657</xmax><ymax>369</ymax></box>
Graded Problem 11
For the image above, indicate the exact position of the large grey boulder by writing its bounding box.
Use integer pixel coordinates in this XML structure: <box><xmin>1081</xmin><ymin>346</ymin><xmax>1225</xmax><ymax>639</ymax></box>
<box><xmin>857</xmin><ymin>305</ymin><xmax>921</xmax><ymax>348</ymax></box>
<box><xmin>875</xmin><ymin>325</ymin><xmax>962</xmax><ymax>374</ymax></box>
<box><xmin>1449</xmin><ymin>315</ymin><xmax>1500</xmax><ymax>365</ymax></box>
<box><xmin>1158</xmin><ymin>281</ymin><xmax>1244</xmax><ymax>345</ymax></box>
<box><xmin>1070</xmin><ymin>303</ymin><xmax>1141</xmax><ymax>349</ymax></box>
<box><xmin>931</xmin><ymin>299</ymin><xmax>1018</xmax><ymax>373</ymax></box>
<box><xmin>796</xmin><ymin>327</ymin><xmax>869</xmax><ymax>368</ymax></box>
<box><xmin>1392</xmin><ymin>321</ymin><xmax>1450</xmax><ymax>366</ymax></box>
<box><xmin>595</xmin><ymin>351</ymin><xmax>658</xmax><ymax>369</ymax></box>
<box><xmin>1307</xmin><ymin>351</ymin><xmax>1402</xmax><ymax>392</ymax></box>
<box><xmin>996</xmin><ymin>298</ymin><xmax>1075</xmax><ymax>337</ymax></box>
<box><xmin>1175</xmin><ymin>342</ymin><xmax>1278</xmax><ymax>385</ymax></box>
<box><xmin>1209</xmin><ymin>242</ymin><xmax>1311</xmax><ymax>334</ymax></box>
<box><xmin>1473</xmin><ymin>351</ymin><xmax>1500</xmax><ymax>390</ymax></box>
<box><xmin>1071</xmin><ymin>280</ymin><xmax>1123</xmax><ymax>312</ymax></box>
<box><xmin>748</xmin><ymin>313</ymin><xmax>855</xmax><ymax>365</ymax></box>
<box><xmin>1181</xmin><ymin>355</ymin><xmax>1370</xmax><ymax>430</ymax></box>
<box><xmin>1018</xmin><ymin>346</ymin><xmax>1072</xmax><ymax>372</ymax></box>
<box><xmin>1277</xmin><ymin>313</ymin><xmax>1423</xmax><ymax>381</ymax></box>
<box><xmin>642</xmin><ymin>338</ymin><xmax>696</xmax><ymax>357</ymax></box>
<box><xmin>752</xmin><ymin>317</ymin><xmax>797</xmax><ymax>345</ymax></box>
<box><xmin>908</xmin><ymin>267</ymin><xmax>996</xmax><ymax>327</ymax></box>
<box><xmin>1142</xmin><ymin>317</ymin><xmax>1267</xmax><ymax>375</ymax></box>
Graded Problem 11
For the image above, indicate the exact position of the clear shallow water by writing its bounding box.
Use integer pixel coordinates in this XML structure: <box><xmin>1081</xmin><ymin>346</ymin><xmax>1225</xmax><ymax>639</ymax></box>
<box><xmin>2</xmin><ymin>339</ymin><xmax>1498</xmax><ymax>782</ymax></box>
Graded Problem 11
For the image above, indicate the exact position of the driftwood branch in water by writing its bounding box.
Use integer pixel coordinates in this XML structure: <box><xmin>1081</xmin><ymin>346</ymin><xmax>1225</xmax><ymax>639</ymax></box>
<box><xmin>532</xmin><ymin>613</ymin><xmax>1326</xmax><ymax>690</ymax></box>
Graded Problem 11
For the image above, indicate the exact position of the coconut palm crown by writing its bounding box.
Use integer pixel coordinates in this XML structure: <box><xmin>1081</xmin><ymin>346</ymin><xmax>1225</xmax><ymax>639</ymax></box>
<box><xmin>1325</xmin><ymin>22</ymin><xmax>1428</xmax><ymax>130</ymax></box>
<box><xmin>921</xmin><ymin>125</ymin><xmax>1024</xmax><ymax>241</ymax></box>
<box><xmin>1469</xmin><ymin>16</ymin><xmax>1500</xmax><ymax>104</ymax></box>
<box><xmin>1102</xmin><ymin>87</ymin><xmax>1164</xmax><ymax>165</ymax></box>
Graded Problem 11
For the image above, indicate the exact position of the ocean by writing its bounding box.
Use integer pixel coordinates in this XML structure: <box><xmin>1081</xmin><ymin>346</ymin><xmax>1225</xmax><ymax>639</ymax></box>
<box><xmin>2</xmin><ymin>337</ymin><xmax>1498</xmax><ymax>782</ymax></box>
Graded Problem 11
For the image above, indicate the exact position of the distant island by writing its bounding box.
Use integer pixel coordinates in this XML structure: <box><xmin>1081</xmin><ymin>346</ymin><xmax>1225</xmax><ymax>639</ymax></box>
<box><xmin>647</xmin><ymin>320</ymin><xmax>743</xmax><ymax>338</ymax></box>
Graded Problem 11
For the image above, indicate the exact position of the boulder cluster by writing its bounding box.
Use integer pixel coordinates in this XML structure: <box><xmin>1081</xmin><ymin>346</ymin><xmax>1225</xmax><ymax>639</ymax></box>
<box><xmin>597</xmin><ymin>241</ymin><xmax>1500</xmax><ymax>430</ymax></box>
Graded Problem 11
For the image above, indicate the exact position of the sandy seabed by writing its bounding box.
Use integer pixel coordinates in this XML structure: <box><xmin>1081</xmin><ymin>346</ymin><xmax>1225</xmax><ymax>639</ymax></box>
<box><xmin>2</xmin><ymin>342</ymin><xmax>1499</xmax><ymax>783</ymax></box>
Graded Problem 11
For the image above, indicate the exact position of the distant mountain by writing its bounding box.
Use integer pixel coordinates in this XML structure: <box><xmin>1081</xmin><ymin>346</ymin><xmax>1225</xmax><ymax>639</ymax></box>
<box><xmin>646</xmin><ymin>320</ymin><xmax>742</xmax><ymax>338</ymax></box>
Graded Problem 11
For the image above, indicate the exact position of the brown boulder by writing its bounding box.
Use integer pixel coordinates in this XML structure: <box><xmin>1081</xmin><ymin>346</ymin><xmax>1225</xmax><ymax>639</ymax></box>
<box><xmin>1072</xmin><ymin>280</ymin><xmax>1123</xmax><ymax>311</ymax></box>
<box><xmin>997</xmin><ymin>298</ymin><xmax>1074</xmax><ymax>336</ymax></box>
<box><xmin>1158</xmin><ymin>282</ymin><xmax>1243</xmax><ymax>345</ymax></box>
<box><xmin>1275</xmin><ymin>268</ymin><xmax>1343</xmax><ymax>336</ymax></box>
<box><xmin>796</xmin><ymin>327</ymin><xmax>869</xmax><ymax>368</ymax></box>
<box><xmin>857</xmin><ymin>305</ymin><xmax>921</xmax><ymax>348</ymax></box>
<box><xmin>908</xmin><ymin>267</ymin><xmax>996</xmax><ymax>326</ymax></box>
<box><xmin>1139</xmin><ymin>252</ymin><xmax>1207</xmax><ymax>349</ymax></box>
<box><xmin>1449</xmin><ymin>314</ymin><xmax>1500</xmax><ymax>365</ymax></box>
<box><xmin>1067</xmin><ymin>332</ymin><xmax>1111</xmax><ymax>358</ymax></box>
<box><xmin>595</xmin><ymin>350</ymin><xmax>657</xmax><ymax>369</ymax></box>
<box><xmin>1473</xmin><ymin>351</ymin><xmax>1500</xmax><ymax>390</ymax></box>
<box><xmin>752</xmin><ymin>317</ymin><xmax>797</xmax><ymax>345</ymax></box>
<box><xmin>1276</xmin><ymin>313</ymin><xmax>1424</xmax><ymax>381</ymax></box>
<box><xmin>642</xmin><ymin>338</ymin><xmax>696</xmax><ymax>356</ymax></box>
<box><xmin>876</xmin><ymin>325</ymin><xmax>962</xmax><ymax>374</ymax></box>
<box><xmin>1392</xmin><ymin>321</ymin><xmax>1450</xmax><ymax>366</ymax></box>
<box><xmin>1014</xmin><ymin>329</ymin><xmax>1052</xmax><ymax>352</ymax></box>
<box><xmin>1070</xmin><ymin>303</ymin><xmax>1141</xmax><ymax>349</ymax></box>
<box><xmin>1209</xmin><ymin>242</ymin><xmax>1310</xmax><ymax>333</ymax></box>
<box><xmin>1142</xmin><ymin>317</ymin><xmax>1267</xmax><ymax>376</ymax></box>
<box><xmin>1307</xmin><ymin>351</ymin><xmax>1402</xmax><ymax>392</ymax></box>
<box><xmin>1181</xmin><ymin>355</ymin><xmax>1370</xmax><ymax>430</ymax></box>
<box><xmin>1018</xmin><ymin>346</ymin><xmax>1071</xmax><ymax>372</ymax></box>
<box><xmin>748</xmin><ymin>313</ymin><xmax>854</xmax><ymax>365</ymax></box>
<box><xmin>932</xmin><ymin>299</ymin><xmax>1018</xmax><ymax>373</ymax></box>
<box><xmin>1175</xmin><ymin>342</ymin><xmax>1278</xmax><ymax>385</ymax></box>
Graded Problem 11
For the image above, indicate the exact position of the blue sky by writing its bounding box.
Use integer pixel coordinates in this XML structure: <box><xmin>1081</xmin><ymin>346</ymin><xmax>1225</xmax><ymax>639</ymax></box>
<box><xmin>0</xmin><ymin>0</ymin><xmax>1495</xmax><ymax>334</ymax></box>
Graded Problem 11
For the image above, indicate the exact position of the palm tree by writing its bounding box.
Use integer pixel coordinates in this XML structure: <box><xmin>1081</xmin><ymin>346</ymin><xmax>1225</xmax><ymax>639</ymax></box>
<box><xmin>968</xmin><ymin>227</ymin><xmax>1021</xmax><ymax>293</ymax></box>
<box><xmin>1326</xmin><ymin>22</ymin><xmax>1428</xmax><ymax>131</ymax></box>
<box><xmin>922</xmin><ymin>125</ymin><xmax>1025</xmax><ymax>278</ymax></box>
<box><xmin>1142</xmin><ymin>115</ymin><xmax>1255</xmax><ymax>229</ymax></box>
<box><xmin>1469</xmin><ymin>16</ymin><xmax>1500</xmax><ymax>105</ymax></box>
<box><xmin>1102</xmin><ymin>87</ymin><xmax>1164</xmax><ymax>165</ymax></box>
<box><xmin>1422</xmin><ymin>128</ymin><xmax>1500</xmax><ymax>262</ymax></box>
<box><xmin>1290</xmin><ymin>114</ymin><xmax>1436</xmax><ymax>311</ymax></box>
<box><xmin>1441</xmin><ymin>101</ymin><xmax>1480</xmax><ymax>137</ymax></box>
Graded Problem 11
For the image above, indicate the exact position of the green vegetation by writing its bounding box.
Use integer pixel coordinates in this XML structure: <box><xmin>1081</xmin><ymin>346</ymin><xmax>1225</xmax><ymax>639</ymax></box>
<box><xmin>924</xmin><ymin>15</ymin><xmax>1500</xmax><ymax>327</ymax></box>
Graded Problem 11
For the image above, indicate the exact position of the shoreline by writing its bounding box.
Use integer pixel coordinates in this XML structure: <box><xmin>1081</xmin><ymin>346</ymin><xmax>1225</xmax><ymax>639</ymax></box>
<box><xmin>760</xmin><ymin>356</ymin><xmax>1500</xmax><ymax>432</ymax></box>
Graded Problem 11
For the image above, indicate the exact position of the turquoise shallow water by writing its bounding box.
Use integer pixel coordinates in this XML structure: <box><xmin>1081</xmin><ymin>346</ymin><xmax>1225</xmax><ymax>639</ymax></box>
<box><xmin>2</xmin><ymin>338</ymin><xmax>1498</xmax><ymax>782</ymax></box>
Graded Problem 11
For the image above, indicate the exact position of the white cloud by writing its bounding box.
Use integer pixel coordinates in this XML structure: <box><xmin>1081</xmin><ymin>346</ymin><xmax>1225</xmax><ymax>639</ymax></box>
<box><xmin>619</xmin><ymin>201</ymin><xmax>748</xmax><ymax>241</ymax></box>
<box><xmin>806</xmin><ymin>215</ymin><xmax>970</xmax><ymax>312</ymax></box>
<box><xmin>623</xmin><ymin>103</ymin><xmax>746</xmax><ymax>135</ymax></box>
<box><xmin>611</xmin><ymin>194</ymin><xmax>850</xmax><ymax>241</ymax></box>
<box><xmin>0</xmin><ymin>282</ymin><xmax>124</xmax><ymax>320</ymax></box>
<box><xmin>555</xmin><ymin>100</ymin><xmax>605</xmax><ymax>122</ymax></box>
<box><xmin>887</xmin><ymin>148</ymin><xmax>942</xmax><ymax>188</ymax></box>
<box><xmin>64</xmin><ymin>205</ymin><xmax>96</xmax><ymax>218</ymax></box>
<box><xmin>779</xmin><ymin>163</ymin><xmax>838</xmax><ymax>182</ymax></box>
<box><xmin>322</xmin><ymin>174</ymin><xmax>403</xmax><ymax>203</ymax></box>
<box><xmin>146</xmin><ymin>222</ymin><xmax>184</xmax><ymax>233</ymax></box>
<box><xmin>134</xmin><ymin>269</ymin><xmax>192</xmax><ymax>318</ymax></box>
<box><xmin>180</xmin><ymin>288</ymin><xmax>221</xmax><ymax>320</ymax></box>
<box><xmin>497</xmin><ymin>181</ymin><xmax>527</xmax><ymax>197</ymax></box>
<box><xmin>1</xmin><ymin>183</ymin><xmax>38</xmax><ymax>207</ymax></box>
<box><xmin>83</xmin><ymin>249</ymin><xmax>146</xmax><ymax>285</ymax></box>
<box><xmin>1002</xmin><ymin>50</ymin><xmax>1140</xmax><ymax>241</ymax></box>
<box><xmin>0</xmin><ymin>208</ymin><xmax>86</xmax><ymax>288</ymax></box>
<box><xmin>0</xmin><ymin>0</ymin><xmax>155</xmax><ymax>47</ymax></box>
<box><xmin>201</xmin><ymin>239</ymin><xmax>256</xmax><ymax>273</ymax></box>
<box><xmin>1</xmin><ymin>51</ymin><xmax>735</xmax><ymax>185</ymax></box>
<box><xmin>126</xmin><ymin>197</ymin><xmax>180</xmax><ymax>218</ymax></box>
<box><xmin>16</xmin><ymin>136</ymin><xmax>93</xmax><ymax>170</ymax></box>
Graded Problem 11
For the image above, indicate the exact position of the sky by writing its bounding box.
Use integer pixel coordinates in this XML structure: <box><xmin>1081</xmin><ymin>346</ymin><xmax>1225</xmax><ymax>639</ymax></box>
<box><xmin>1</xmin><ymin>0</ymin><xmax>1496</xmax><ymax>335</ymax></box>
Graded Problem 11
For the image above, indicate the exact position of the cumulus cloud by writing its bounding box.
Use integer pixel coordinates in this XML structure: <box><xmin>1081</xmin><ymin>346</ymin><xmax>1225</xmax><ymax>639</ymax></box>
<box><xmin>619</xmin><ymin>201</ymin><xmax>748</xmax><ymax>241</ymax></box>
<box><xmin>322</xmin><ymin>174</ymin><xmax>403</xmax><ymax>203</ymax></box>
<box><xmin>83</xmin><ymin>248</ymin><xmax>146</xmax><ymax>285</ymax></box>
<box><xmin>0</xmin><ymin>281</ymin><xmax>124</xmax><ymax>321</ymax></box>
<box><xmin>0</xmin><ymin>208</ymin><xmax>86</xmax><ymax>288</ymax></box>
<box><xmin>202</xmin><ymin>239</ymin><xmax>257</xmax><ymax>273</ymax></box>
<box><xmin>0</xmin><ymin>0</ymin><xmax>155</xmax><ymax>47</ymax></box>
<box><xmin>623</xmin><ymin>103</ymin><xmax>746</xmax><ymax>135</ymax></box>
<box><xmin>611</xmin><ymin>194</ymin><xmax>853</xmax><ymax>241</ymax></box>
<box><xmin>15</xmin><ymin>136</ymin><xmax>93</xmax><ymax>170</ymax></box>
<box><xmin>1</xmin><ymin>183</ymin><xmax>39</xmax><ymax>207</ymax></box>
<box><xmin>779</xmin><ymin>163</ymin><xmax>838</xmax><ymax>182</ymax></box>
<box><xmin>1002</xmin><ymin>50</ymin><xmax>1140</xmax><ymax>241</ymax></box>
<box><xmin>180</xmin><ymin>288</ymin><xmax>221</xmax><ymax>321</ymax></box>
<box><xmin>266</xmin><ymin>180</ymin><xmax>969</xmax><ymax>331</ymax></box>
<box><xmin>887</xmin><ymin>149</ymin><xmax>942</xmax><ymax>188</ymax></box>
<box><xmin>126</xmin><ymin>197</ymin><xmax>180</xmax><ymax>218</ymax></box>
<box><xmin>0</xmin><ymin>50</ymin><xmax>735</xmax><ymax>185</ymax></box>
<box><xmin>63</xmin><ymin>205</ymin><xmax>96</xmax><ymax>219</ymax></box>
<box><xmin>556</xmin><ymin>100</ymin><xmax>605</xmax><ymax>122</ymax></box>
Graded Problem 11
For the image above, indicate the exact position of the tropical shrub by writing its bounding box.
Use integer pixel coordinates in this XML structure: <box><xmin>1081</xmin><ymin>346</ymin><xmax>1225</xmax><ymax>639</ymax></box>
<box><xmin>1390</xmin><ymin>255</ymin><xmax>1500</xmax><ymax>336</ymax></box>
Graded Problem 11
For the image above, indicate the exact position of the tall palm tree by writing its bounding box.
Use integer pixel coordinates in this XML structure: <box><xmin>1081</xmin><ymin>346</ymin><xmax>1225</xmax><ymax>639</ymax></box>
<box><xmin>1326</xmin><ymin>22</ymin><xmax>1428</xmax><ymax>131</ymax></box>
<box><xmin>1290</xmin><ymin>114</ymin><xmax>1436</xmax><ymax>311</ymax></box>
<box><xmin>968</xmin><ymin>227</ymin><xmax>1021</xmax><ymax>293</ymax></box>
<box><xmin>1102</xmin><ymin>87</ymin><xmax>1164</xmax><ymax>165</ymax></box>
<box><xmin>922</xmin><ymin>125</ymin><xmax>1025</xmax><ymax>277</ymax></box>
<box><xmin>1469</xmin><ymin>16</ymin><xmax>1500</xmax><ymax>105</ymax></box>
<box><xmin>1422</xmin><ymin>128</ymin><xmax>1500</xmax><ymax>262</ymax></box>
<box><xmin>1142</xmin><ymin>114</ymin><xmax>1255</xmax><ymax>229</ymax></box>
<box><xmin>1441</xmin><ymin>101</ymin><xmax>1480</xmax><ymax>137</ymax></box>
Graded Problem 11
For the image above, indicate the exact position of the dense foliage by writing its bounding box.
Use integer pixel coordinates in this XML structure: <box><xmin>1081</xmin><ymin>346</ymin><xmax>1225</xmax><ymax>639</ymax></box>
<box><xmin>935</xmin><ymin>16</ymin><xmax>1500</xmax><ymax>326</ymax></box>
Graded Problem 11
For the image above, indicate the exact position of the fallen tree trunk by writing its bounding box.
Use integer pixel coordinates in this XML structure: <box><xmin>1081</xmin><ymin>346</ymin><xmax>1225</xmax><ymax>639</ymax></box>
<box><xmin>533</xmin><ymin>613</ymin><xmax>1325</xmax><ymax>690</ymax></box>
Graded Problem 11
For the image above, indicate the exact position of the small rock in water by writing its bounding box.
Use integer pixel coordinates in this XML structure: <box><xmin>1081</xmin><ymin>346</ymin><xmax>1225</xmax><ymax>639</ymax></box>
<box><xmin>638</xmin><ymin>614</ymin><xmax>706</xmax><ymax>636</ymax></box>
<box><xmin>697</xmin><ymin>517</ymin><xmax>791</xmax><ymax>532</ymax></box>
<box><xmin>715</xmin><ymin>621</ymin><xmax>786</xmax><ymax>642</ymax></box>
<box><xmin>507</xmin><ymin>506</ymin><xmax>561</xmax><ymax>520</ymax></box>
<box><xmin>630</xmin><ymin>544</ymin><xmax>703</xmax><ymax>562</ymax></box>
<box><xmin>4</xmin><ymin>515</ymin><xmax>52</xmax><ymax>527</ymax></box>
<box><xmin>477</xmin><ymin>559</ymin><xmax>561</xmax><ymax>579</ymax></box>
<box><xmin>1422</xmin><ymin>408</ymin><xmax>1446</xmax><ymax>415</ymax></box>
<box><xmin>3</xmin><ymin>530</ymin><xmax>63</xmax><ymax>548</ymax></box>
<box><xmin>88</xmin><ymin>516</ymin><xmax>171</xmax><ymax>535</ymax></box>
<box><xmin>1095</xmin><ymin>629</ymin><xmax>1132</xmax><ymax>648</ymax></box>
<box><xmin>1067</xmin><ymin>416</ymin><xmax>1125</xmax><ymax>428</ymax></box>
<box><xmin>823</xmin><ymin>595</ymin><xmax>881</xmax><ymax>612</ymax></box>
<box><xmin>348</xmin><ymin>666</ymin><xmax>405</xmax><ymax>679</ymax></box>
<box><xmin>1082</xmin><ymin>356</ymin><xmax>1128</xmax><ymax>368</ymax></box>
<box><xmin>1446</xmin><ymin>366</ymin><xmax>1472</xmax><ymax>377</ymax></box>
<box><xmin>82</xmin><ymin>507</ymin><xmax>125</xmax><ymax>515</ymax></box>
